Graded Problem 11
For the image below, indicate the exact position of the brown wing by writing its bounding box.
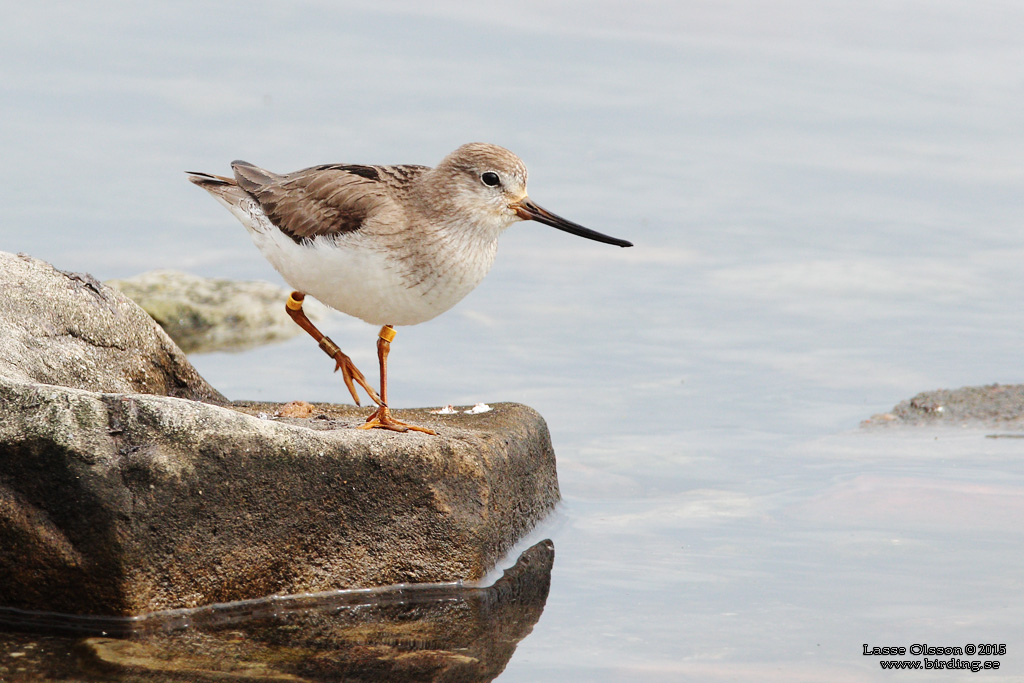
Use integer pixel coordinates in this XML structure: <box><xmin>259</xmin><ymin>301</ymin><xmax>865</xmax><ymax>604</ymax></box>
<box><xmin>231</xmin><ymin>161</ymin><xmax>427</xmax><ymax>244</ymax></box>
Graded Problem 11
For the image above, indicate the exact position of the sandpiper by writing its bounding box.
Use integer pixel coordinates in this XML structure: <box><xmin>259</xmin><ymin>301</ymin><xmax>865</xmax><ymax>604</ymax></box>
<box><xmin>187</xmin><ymin>143</ymin><xmax>632</xmax><ymax>434</ymax></box>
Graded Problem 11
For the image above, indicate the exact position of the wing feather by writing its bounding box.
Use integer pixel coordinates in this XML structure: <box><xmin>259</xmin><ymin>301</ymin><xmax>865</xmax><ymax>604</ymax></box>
<box><xmin>230</xmin><ymin>161</ymin><xmax>427</xmax><ymax>243</ymax></box>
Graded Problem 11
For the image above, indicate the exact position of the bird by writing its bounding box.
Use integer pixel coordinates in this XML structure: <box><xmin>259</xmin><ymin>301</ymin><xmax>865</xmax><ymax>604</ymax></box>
<box><xmin>187</xmin><ymin>143</ymin><xmax>632</xmax><ymax>434</ymax></box>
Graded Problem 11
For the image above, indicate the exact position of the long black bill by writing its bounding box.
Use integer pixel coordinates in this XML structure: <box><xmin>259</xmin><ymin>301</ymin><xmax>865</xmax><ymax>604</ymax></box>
<box><xmin>514</xmin><ymin>199</ymin><xmax>633</xmax><ymax>248</ymax></box>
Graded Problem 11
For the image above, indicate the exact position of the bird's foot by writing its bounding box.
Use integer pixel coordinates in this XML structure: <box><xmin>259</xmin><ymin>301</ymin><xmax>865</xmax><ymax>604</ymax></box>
<box><xmin>358</xmin><ymin>405</ymin><xmax>436</xmax><ymax>435</ymax></box>
<box><xmin>325</xmin><ymin>343</ymin><xmax>382</xmax><ymax>407</ymax></box>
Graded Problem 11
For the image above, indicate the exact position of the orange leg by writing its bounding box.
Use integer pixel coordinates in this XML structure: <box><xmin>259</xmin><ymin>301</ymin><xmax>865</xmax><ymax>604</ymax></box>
<box><xmin>285</xmin><ymin>292</ymin><xmax>382</xmax><ymax>407</ymax></box>
<box><xmin>358</xmin><ymin>325</ymin><xmax>436</xmax><ymax>435</ymax></box>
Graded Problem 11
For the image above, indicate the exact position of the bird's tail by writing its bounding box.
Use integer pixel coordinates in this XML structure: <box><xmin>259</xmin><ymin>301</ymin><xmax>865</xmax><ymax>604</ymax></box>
<box><xmin>230</xmin><ymin>160</ymin><xmax>281</xmax><ymax>193</ymax></box>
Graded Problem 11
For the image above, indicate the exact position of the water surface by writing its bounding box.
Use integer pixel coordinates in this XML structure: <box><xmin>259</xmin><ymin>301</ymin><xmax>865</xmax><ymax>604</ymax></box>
<box><xmin>2</xmin><ymin>1</ymin><xmax>1023</xmax><ymax>680</ymax></box>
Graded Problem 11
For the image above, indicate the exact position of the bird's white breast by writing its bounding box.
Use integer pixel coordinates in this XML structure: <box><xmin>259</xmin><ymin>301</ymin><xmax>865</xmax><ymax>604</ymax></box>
<box><xmin>233</xmin><ymin>197</ymin><xmax>498</xmax><ymax>326</ymax></box>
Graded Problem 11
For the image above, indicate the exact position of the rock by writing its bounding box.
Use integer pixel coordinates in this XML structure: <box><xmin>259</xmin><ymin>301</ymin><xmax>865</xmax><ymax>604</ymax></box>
<box><xmin>3</xmin><ymin>540</ymin><xmax>553</xmax><ymax>682</ymax></box>
<box><xmin>0</xmin><ymin>252</ymin><xmax>225</xmax><ymax>403</ymax></box>
<box><xmin>0</xmin><ymin>382</ymin><xmax>558</xmax><ymax>616</ymax></box>
<box><xmin>863</xmin><ymin>383</ymin><xmax>1024</xmax><ymax>428</ymax></box>
<box><xmin>106</xmin><ymin>270</ymin><xmax>326</xmax><ymax>354</ymax></box>
<box><xmin>0</xmin><ymin>251</ymin><xmax>559</xmax><ymax>617</ymax></box>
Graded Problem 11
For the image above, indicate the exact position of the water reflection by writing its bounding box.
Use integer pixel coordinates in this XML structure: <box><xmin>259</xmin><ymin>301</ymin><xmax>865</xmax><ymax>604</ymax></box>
<box><xmin>0</xmin><ymin>539</ymin><xmax>553</xmax><ymax>682</ymax></box>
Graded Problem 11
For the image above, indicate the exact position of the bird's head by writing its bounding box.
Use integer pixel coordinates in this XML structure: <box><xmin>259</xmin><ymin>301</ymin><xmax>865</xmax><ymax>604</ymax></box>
<box><xmin>432</xmin><ymin>143</ymin><xmax>633</xmax><ymax>247</ymax></box>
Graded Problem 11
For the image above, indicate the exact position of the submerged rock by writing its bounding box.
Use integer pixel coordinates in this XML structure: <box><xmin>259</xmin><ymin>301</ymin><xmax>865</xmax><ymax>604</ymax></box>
<box><xmin>106</xmin><ymin>269</ymin><xmax>326</xmax><ymax>354</ymax></box>
<box><xmin>0</xmin><ymin>251</ymin><xmax>560</xmax><ymax>616</ymax></box>
<box><xmin>3</xmin><ymin>540</ymin><xmax>554</xmax><ymax>682</ymax></box>
<box><xmin>863</xmin><ymin>383</ymin><xmax>1024</xmax><ymax>428</ymax></box>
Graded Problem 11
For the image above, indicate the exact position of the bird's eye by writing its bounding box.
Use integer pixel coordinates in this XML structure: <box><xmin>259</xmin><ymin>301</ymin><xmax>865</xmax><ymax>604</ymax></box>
<box><xmin>480</xmin><ymin>172</ymin><xmax>501</xmax><ymax>187</ymax></box>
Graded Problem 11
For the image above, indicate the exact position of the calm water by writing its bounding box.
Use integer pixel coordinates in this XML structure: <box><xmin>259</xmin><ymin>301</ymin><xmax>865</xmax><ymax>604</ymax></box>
<box><xmin>3</xmin><ymin>1</ymin><xmax>1024</xmax><ymax>680</ymax></box>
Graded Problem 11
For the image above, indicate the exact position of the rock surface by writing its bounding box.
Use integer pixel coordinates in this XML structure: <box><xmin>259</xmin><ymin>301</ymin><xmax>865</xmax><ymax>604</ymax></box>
<box><xmin>863</xmin><ymin>383</ymin><xmax>1024</xmax><ymax>428</ymax></box>
<box><xmin>0</xmin><ymin>252</ymin><xmax>225</xmax><ymax>403</ymax></box>
<box><xmin>106</xmin><ymin>269</ymin><xmax>326</xmax><ymax>354</ymax></box>
<box><xmin>0</xmin><ymin>251</ymin><xmax>560</xmax><ymax>617</ymax></box>
<box><xmin>2</xmin><ymin>540</ymin><xmax>554</xmax><ymax>682</ymax></box>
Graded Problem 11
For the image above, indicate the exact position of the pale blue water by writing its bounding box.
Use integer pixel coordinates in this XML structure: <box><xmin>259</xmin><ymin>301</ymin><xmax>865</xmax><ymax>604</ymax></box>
<box><xmin>3</xmin><ymin>2</ymin><xmax>1024</xmax><ymax>680</ymax></box>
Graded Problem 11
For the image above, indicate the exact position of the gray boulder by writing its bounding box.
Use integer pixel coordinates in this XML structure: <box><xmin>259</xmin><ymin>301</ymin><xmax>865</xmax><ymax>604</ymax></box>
<box><xmin>0</xmin><ymin>251</ymin><xmax>559</xmax><ymax>617</ymax></box>
<box><xmin>0</xmin><ymin>252</ymin><xmax>225</xmax><ymax>403</ymax></box>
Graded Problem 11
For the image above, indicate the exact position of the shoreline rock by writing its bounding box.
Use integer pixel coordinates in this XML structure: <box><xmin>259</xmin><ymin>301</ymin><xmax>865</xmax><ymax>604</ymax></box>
<box><xmin>0</xmin><ymin>252</ymin><xmax>224</xmax><ymax>403</ymax></box>
<box><xmin>106</xmin><ymin>269</ymin><xmax>327</xmax><ymax>354</ymax></box>
<box><xmin>3</xmin><ymin>540</ymin><xmax>554</xmax><ymax>682</ymax></box>
<box><xmin>0</xmin><ymin>251</ymin><xmax>560</xmax><ymax>616</ymax></box>
<box><xmin>863</xmin><ymin>383</ymin><xmax>1024</xmax><ymax>428</ymax></box>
